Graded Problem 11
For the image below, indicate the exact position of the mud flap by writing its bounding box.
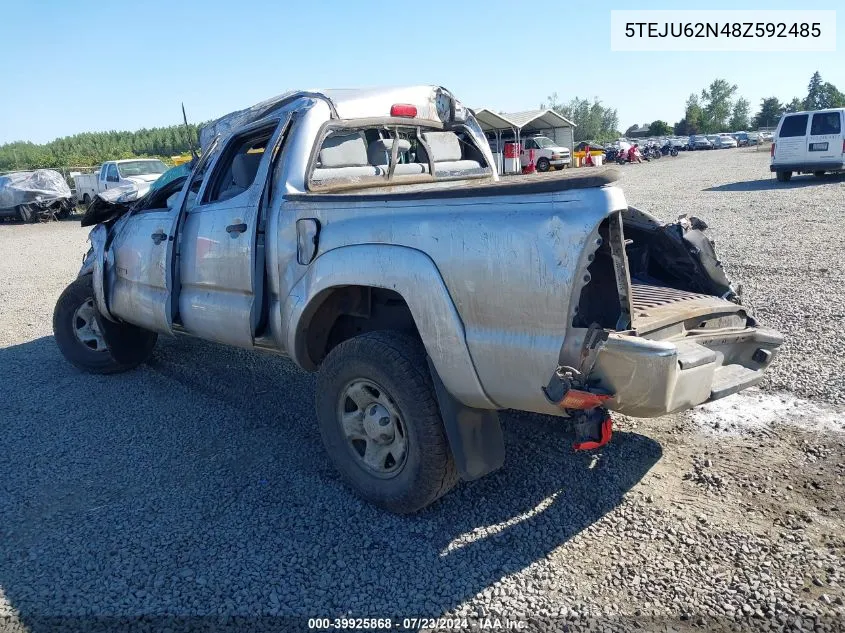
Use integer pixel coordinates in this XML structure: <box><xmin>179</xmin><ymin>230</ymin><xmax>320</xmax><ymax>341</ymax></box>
<box><xmin>92</xmin><ymin>310</ymin><xmax>157</xmax><ymax>365</ymax></box>
<box><xmin>427</xmin><ymin>358</ymin><xmax>505</xmax><ymax>481</ymax></box>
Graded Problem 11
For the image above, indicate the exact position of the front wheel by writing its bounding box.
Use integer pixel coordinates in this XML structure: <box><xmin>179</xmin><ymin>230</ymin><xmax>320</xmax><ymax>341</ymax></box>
<box><xmin>535</xmin><ymin>157</ymin><xmax>550</xmax><ymax>172</ymax></box>
<box><xmin>814</xmin><ymin>171</ymin><xmax>826</xmax><ymax>178</ymax></box>
<box><xmin>316</xmin><ymin>331</ymin><xmax>458</xmax><ymax>514</ymax></box>
<box><xmin>53</xmin><ymin>275</ymin><xmax>157</xmax><ymax>374</ymax></box>
<box><xmin>776</xmin><ymin>171</ymin><xmax>792</xmax><ymax>182</ymax></box>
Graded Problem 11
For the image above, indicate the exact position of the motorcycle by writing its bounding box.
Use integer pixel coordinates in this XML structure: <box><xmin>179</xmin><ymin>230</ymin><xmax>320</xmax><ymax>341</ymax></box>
<box><xmin>643</xmin><ymin>144</ymin><xmax>662</xmax><ymax>160</ymax></box>
<box><xmin>604</xmin><ymin>146</ymin><xmax>621</xmax><ymax>163</ymax></box>
<box><xmin>661</xmin><ymin>143</ymin><xmax>680</xmax><ymax>157</ymax></box>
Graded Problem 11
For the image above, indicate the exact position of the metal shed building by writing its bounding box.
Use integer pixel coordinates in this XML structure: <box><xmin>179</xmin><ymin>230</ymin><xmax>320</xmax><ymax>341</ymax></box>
<box><xmin>473</xmin><ymin>108</ymin><xmax>577</xmax><ymax>173</ymax></box>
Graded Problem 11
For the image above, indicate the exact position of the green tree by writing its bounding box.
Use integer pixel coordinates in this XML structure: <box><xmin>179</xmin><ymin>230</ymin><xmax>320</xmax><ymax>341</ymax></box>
<box><xmin>675</xmin><ymin>94</ymin><xmax>703</xmax><ymax>135</ymax></box>
<box><xmin>804</xmin><ymin>71</ymin><xmax>824</xmax><ymax>110</ymax></box>
<box><xmin>648</xmin><ymin>120</ymin><xmax>672</xmax><ymax>136</ymax></box>
<box><xmin>0</xmin><ymin>123</ymin><xmax>200</xmax><ymax>172</ymax></box>
<box><xmin>784</xmin><ymin>98</ymin><xmax>803</xmax><ymax>113</ymax></box>
<box><xmin>542</xmin><ymin>93</ymin><xmax>620</xmax><ymax>142</ymax></box>
<box><xmin>752</xmin><ymin>97</ymin><xmax>783</xmax><ymax>130</ymax></box>
<box><xmin>700</xmin><ymin>79</ymin><xmax>737</xmax><ymax>132</ymax></box>
<box><xmin>728</xmin><ymin>98</ymin><xmax>750</xmax><ymax>131</ymax></box>
<box><xmin>819</xmin><ymin>82</ymin><xmax>845</xmax><ymax>108</ymax></box>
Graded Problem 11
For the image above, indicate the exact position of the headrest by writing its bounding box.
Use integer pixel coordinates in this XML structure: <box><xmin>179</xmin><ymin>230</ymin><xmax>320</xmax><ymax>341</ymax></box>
<box><xmin>367</xmin><ymin>138</ymin><xmax>412</xmax><ymax>166</ymax></box>
<box><xmin>319</xmin><ymin>132</ymin><xmax>368</xmax><ymax>168</ymax></box>
<box><xmin>420</xmin><ymin>132</ymin><xmax>462</xmax><ymax>162</ymax></box>
<box><xmin>231</xmin><ymin>152</ymin><xmax>262</xmax><ymax>189</ymax></box>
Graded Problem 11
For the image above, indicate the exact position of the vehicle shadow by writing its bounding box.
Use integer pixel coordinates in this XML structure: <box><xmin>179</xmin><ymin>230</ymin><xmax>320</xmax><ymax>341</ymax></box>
<box><xmin>705</xmin><ymin>172</ymin><xmax>845</xmax><ymax>192</ymax></box>
<box><xmin>0</xmin><ymin>335</ymin><xmax>662</xmax><ymax>629</ymax></box>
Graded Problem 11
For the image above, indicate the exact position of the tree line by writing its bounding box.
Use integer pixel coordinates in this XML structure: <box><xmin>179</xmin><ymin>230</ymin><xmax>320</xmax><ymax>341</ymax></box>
<box><xmin>541</xmin><ymin>94</ymin><xmax>620</xmax><ymax>143</ymax></box>
<box><xmin>0</xmin><ymin>124</ymin><xmax>200</xmax><ymax>172</ymax></box>
<box><xmin>666</xmin><ymin>71</ymin><xmax>844</xmax><ymax>137</ymax></box>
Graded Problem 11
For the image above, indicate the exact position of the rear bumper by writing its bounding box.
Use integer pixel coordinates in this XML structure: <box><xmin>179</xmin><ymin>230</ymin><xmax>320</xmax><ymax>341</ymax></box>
<box><xmin>589</xmin><ymin>327</ymin><xmax>784</xmax><ymax>418</ymax></box>
<box><xmin>771</xmin><ymin>161</ymin><xmax>845</xmax><ymax>173</ymax></box>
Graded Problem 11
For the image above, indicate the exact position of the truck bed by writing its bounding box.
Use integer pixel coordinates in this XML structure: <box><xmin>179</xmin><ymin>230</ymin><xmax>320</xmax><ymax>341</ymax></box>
<box><xmin>288</xmin><ymin>168</ymin><xmax>619</xmax><ymax>202</ymax></box>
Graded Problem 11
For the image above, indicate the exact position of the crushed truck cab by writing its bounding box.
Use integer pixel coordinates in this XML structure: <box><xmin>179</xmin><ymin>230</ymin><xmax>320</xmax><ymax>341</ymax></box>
<box><xmin>56</xmin><ymin>86</ymin><xmax>783</xmax><ymax>513</ymax></box>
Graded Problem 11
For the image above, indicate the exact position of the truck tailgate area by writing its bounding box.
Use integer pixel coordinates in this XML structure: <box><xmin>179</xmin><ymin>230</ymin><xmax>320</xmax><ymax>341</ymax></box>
<box><xmin>630</xmin><ymin>283</ymin><xmax>747</xmax><ymax>336</ymax></box>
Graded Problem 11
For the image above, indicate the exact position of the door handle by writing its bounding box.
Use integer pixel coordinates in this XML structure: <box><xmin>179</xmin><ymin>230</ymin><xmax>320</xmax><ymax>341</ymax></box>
<box><xmin>226</xmin><ymin>223</ymin><xmax>247</xmax><ymax>235</ymax></box>
<box><xmin>151</xmin><ymin>230</ymin><xmax>167</xmax><ymax>245</ymax></box>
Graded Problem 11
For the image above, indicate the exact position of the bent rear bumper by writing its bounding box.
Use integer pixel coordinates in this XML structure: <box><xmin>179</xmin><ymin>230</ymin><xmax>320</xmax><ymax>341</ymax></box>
<box><xmin>771</xmin><ymin>161</ymin><xmax>845</xmax><ymax>173</ymax></box>
<box><xmin>589</xmin><ymin>327</ymin><xmax>784</xmax><ymax>418</ymax></box>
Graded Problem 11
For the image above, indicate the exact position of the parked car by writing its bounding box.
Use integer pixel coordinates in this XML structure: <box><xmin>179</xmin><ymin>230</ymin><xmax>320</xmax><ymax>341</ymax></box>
<box><xmin>689</xmin><ymin>135</ymin><xmax>713</xmax><ymax>150</ymax></box>
<box><xmin>54</xmin><ymin>86</ymin><xmax>784</xmax><ymax>513</ymax></box>
<box><xmin>771</xmin><ymin>108</ymin><xmax>845</xmax><ymax>182</ymax></box>
<box><xmin>732</xmin><ymin>132</ymin><xmax>750</xmax><ymax>147</ymax></box>
<box><xmin>712</xmin><ymin>134</ymin><xmax>738</xmax><ymax>149</ymax></box>
<box><xmin>73</xmin><ymin>159</ymin><xmax>168</xmax><ymax>207</ymax></box>
<box><xmin>0</xmin><ymin>169</ymin><xmax>74</xmax><ymax>222</ymax></box>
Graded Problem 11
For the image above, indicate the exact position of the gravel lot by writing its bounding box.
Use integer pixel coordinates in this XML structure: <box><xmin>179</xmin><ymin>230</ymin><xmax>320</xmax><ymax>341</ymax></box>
<box><xmin>1</xmin><ymin>149</ymin><xmax>843</xmax><ymax>632</ymax></box>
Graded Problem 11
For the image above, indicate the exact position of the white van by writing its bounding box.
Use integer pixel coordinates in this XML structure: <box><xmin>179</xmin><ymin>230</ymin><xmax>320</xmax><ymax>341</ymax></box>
<box><xmin>771</xmin><ymin>108</ymin><xmax>845</xmax><ymax>182</ymax></box>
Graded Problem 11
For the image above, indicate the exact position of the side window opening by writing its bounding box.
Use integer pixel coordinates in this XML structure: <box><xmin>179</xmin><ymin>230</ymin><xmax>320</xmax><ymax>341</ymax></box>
<box><xmin>204</xmin><ymin>126</ymin><xmax>274</xmax><ymax>204</ymax></box>
<box><xmin>810</xmin><ymin>112</ymin><xmax>841</xmax><ymax>136</ymax></box>
<box><xmin>310</xmin><ymin>124</ymin><xmax>489</xmax><ymax>191</ymax></box>
<box><xmin>106</xmin><ymin>164</ymin><xmax>119</xmax><ymax>182</ymax></box>
<box><xmin>778</xmin><ymin>114</ymin><xmax>809</xmax><ymax>138</ymax></box>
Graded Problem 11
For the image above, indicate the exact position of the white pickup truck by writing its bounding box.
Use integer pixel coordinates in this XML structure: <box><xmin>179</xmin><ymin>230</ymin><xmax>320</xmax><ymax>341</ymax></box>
<box><xmin>73</xmin><ymin>159</ymin><xmax>168</xmax><ymax>206</ymax></box>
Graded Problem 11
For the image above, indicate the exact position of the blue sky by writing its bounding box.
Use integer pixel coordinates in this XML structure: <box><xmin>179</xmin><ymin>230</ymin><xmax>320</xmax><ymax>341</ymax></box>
<box><xmin>0</xmin><ymin>0</ymin><xmax>841</xmax><ymax>144</ymax></box>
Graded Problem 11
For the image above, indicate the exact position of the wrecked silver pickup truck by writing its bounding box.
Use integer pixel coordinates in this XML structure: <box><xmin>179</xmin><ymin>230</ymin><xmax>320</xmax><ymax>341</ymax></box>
<box><xmin>53</xmin><ymin>86</ymin><xmax>783</xmax><ymax>513</ymax></box>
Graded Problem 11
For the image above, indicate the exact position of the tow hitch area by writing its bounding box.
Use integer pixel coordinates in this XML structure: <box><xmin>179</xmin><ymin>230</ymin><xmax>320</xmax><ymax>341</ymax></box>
<box><xmin>571</xmin><ymin>408</ymin><xmax>613</xmax><ymax>451</ymax></box>
<box><xmin>542</xmin><ymin>364</ymin><xmax>613</xmax><ymax>411</ymax></box>
<box><xmin>543</xmin><ymin>364</ymin><xmax>615</xmax><ymax>451</ymax></box>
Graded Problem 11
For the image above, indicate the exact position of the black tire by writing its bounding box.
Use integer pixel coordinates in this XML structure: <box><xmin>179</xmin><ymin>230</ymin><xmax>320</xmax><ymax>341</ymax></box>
<box><xmin>82</xmin><ymin>193</ymin><xmax>91</xmax><ymax>206</ymax></box>
<box><xmin>776</xmin><ymin>171</ymin><xmax>792</xmax><ymax>182</ymax></box>
<box><xmin>536</xmin><ymin>157</ymin><xmax>550</xmax><ymax>172</ymax></box>
<box><xmin>316</xmin><ymin>331</ymin><xmax>458</xmax><ymax>514</ymax></box>
<box><xmin>53</xmin><ymin>275</ymin><xmax>157</xmax><ymax>374</ymax></box>
<box><xmin>814</xmin><ymin>171</ymin><xmax>826</xmax><ymax>178</ymax></box>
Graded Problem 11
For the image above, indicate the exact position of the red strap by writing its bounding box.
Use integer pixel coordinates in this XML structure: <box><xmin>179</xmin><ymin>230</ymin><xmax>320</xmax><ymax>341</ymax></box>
<box><xmin>572</xmin><ymin>416</ymin><xmax>613</xmax><ymax>451</ymax></box>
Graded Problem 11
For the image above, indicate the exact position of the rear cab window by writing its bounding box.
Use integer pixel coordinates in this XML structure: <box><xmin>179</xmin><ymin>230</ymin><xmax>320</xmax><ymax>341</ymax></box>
<box><xmin>810</xmin><ymin>112</ymin><xmax>842</xmax><ymax>135</ymax></box>
<box><xmin>778</xmin><ymin>114</ymin><xmax>809</xmax><ymax>138</ymax></box>
<box><xmin>308</xmin><ymin>123</ymin><xmax>491</xmax><ymax>192</ymax></box>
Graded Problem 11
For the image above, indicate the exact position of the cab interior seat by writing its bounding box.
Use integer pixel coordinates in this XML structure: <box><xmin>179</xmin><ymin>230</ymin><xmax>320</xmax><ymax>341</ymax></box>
<box><xmin>312</xmin><ymin>132</ymin><xmax>382</xmax><ymax>181</ymax></box>
<box><xmin>420</xmin><ymin>131</ymin><xmax>483</xmax><ymax>173</ymax></box>
<box><xmin>218</xmin><ymin>151</ymin><xmax>263</xmax><ymax>201</ymax></box>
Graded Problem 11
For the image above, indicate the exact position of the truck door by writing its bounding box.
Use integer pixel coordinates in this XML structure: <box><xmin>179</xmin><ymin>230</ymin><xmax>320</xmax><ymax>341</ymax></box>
<box><xmin>807</xmin><ymin>111</ymin><xmax>842</xmax><ymax>166</ymax></box>
<box><xmin>176</xmin><ymin>115</ymin><xmax>290</xmax><ymax>348</ymax></box>
<box><xmin>101</xmin><ymin>163</ymin><xmax>120</xmax><ymax>190</ymax></box>
<box><xmin>774</xmin><ymin>113</ymin><xmax>809</xmax><ymax>163</ymax></box>
<box><xmin>106</xmin><ymin>173</ymin><xmax>194</xmax><ymax>334</ymax></box>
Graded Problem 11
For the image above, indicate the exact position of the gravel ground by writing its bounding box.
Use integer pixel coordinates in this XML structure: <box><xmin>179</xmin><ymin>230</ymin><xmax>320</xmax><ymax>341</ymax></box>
<box><xmin>1</xmin><ymin>150</ymin><xmax>844</xmax><ymax>632</ymax></box>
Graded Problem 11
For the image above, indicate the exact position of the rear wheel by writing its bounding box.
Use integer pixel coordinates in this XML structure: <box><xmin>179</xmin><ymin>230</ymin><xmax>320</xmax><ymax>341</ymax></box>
<box><xmin>536</xmin><ymin>157</ymin><xmax>550</xmax><ymax>172</ymax></box>
<box><xmin>776</xmin><ymin>171</ymin><xmax>792</xmax><ymax>182</ymax></box>
<box><xmin>82</xmin><ymin>193</ymin><xmax>91</xmax><ymax>207</ymax></box>
<box><xmin>53</xmin><ymin>275</ymin><xmax>157</xmax><ymax>374</ymax></box>
<box><xmin>814</xmin><ymin>171</ymin><xmax>826</xmax><ymax>178</ymax></box>
<box><xmin>316</xmin><ymin>331</ymin><xmax>458</xmax><ymax>514</ymax></box>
